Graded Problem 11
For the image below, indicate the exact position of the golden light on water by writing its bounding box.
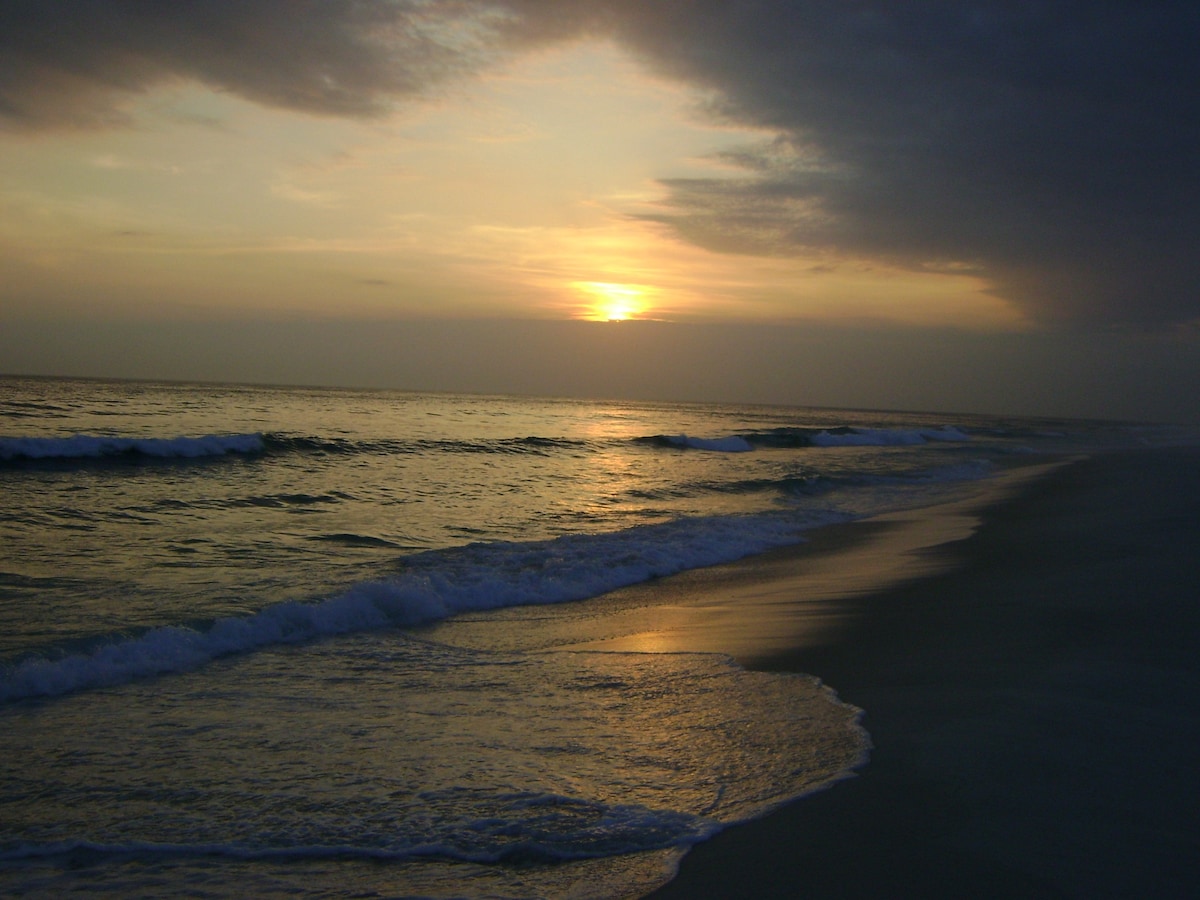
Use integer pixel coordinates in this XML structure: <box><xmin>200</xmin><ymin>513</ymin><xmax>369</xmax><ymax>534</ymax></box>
<box><xmin>574</xmin><ymin>282</ymin><xmax>651</xmax><ymax>321</ymax></box>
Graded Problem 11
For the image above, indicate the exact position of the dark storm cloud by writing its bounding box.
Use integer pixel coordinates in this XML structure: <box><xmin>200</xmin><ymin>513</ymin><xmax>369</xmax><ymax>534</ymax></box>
<box><xmin>0</xmin><ymin>0</ymin><xmax>501</xmax><ymax>129</ymax></box>
<box><xmin>3</xmin><ymin>1</ymin><xmax>1198</xmax><ymax>325</ymax></box>
<box><xmin>581</xmin><ymin>1</ymin><xmax>1200</xmax><ymax>326</ymax></box>
<box><xmin>499</xmin><ymin>0</ymin><xmax>1200</xmax><ymax>325</ymax></box>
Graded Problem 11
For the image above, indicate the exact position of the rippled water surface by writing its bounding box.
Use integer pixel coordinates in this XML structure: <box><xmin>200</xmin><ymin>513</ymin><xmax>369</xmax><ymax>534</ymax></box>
<box><xmin>1</xmin><ymin>376</ymin><xmax>1169</xmax><ymax>897</ymax></box>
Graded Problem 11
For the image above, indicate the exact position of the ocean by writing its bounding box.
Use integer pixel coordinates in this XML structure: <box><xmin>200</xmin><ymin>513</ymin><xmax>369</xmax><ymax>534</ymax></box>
<box><xmin>0</xmin><ymin>375</ymin><xmax>1178</xmax><ymax>898</ymax></box>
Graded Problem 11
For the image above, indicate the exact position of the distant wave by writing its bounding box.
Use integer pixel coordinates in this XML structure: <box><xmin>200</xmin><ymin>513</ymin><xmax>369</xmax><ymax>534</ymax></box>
<box><xmin>637</xmin><ymin>425</ymin><xmax>971</xmax><ymax>453</ymax></box>
<box><xmin>282</xmin><ymin>425</ymin><xmax>971</xmax><ymax>458</ymax></box>
<box><xmin>254</xmin><ymin>434</ymin><xmax>590</xmax><ymax>457</ymax></box>
<box><xmin>638</xmin><ymin>434</ymin><xmax>755</xmax><ymax>452</ymax></box>
<box><xmin>669</xmin><ymin>458</ymin><xmax>993</xmax><ymax>505</ymax></box>
<box><xmin>0</xmin><ymin>432</ymin><xmax>592</xmax><ymax>467</ymax></box>
<box><xmin>0</xmin><ymin>433</ymin><xmax>265</xmax><ymax>463</ymax></box>
<box><xmin>808</xmin><ymin>425</ymin><xmax>971</xmax><ymax>447</ymax></box>
<box><xmin>0</xmin><ymin>399</ymin><xmax>72</xmax><ymax>420</ymax></box>
<box><xmin>306</xmin><ymin>532</ymin><xmax>408</xmax><ymax>548</ymax></box>
<box><xmin>0</xmin><ymin>424</ymin><xmax>972</xmax><ymax>468</ymax></box>
<box><xmin>1</xmin><ymin>511</ymin><xmax>845</xmax><ymax>703</ymax></box>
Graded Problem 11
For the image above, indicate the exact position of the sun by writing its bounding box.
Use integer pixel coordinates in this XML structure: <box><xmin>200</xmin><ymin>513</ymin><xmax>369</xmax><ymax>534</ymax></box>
<box><xmin>574</xmin><ymin>282</ymin><xmax>650</xmax><ymax>321</ymax></box>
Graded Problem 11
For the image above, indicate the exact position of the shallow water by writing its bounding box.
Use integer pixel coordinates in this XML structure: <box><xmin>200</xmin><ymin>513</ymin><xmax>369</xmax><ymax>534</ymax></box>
<box><xmin>2</xmin><ymin>632</ymin><xmax>867</xmax><ymax>897</ymax></box>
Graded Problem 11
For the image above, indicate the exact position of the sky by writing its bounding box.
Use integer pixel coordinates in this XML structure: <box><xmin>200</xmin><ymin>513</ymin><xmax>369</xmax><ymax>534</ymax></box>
<box><xmin>2</xmin><ymin>1</ymin><xmax>1198</xmax><ymax>422</ymax></box>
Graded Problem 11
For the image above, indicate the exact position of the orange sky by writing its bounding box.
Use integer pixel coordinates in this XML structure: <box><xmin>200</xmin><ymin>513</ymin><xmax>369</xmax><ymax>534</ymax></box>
<box><xmin>0</xmin><ymin>42</ymin><xmax>1020</xmax><ymax>330</ymax></box>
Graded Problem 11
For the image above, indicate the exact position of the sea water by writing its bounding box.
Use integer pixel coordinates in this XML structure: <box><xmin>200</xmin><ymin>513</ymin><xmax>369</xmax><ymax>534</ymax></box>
<box><xmin>0</xmin><ymin>376</ymin><xmax>1174</xmax><ymax>897</ymax></box>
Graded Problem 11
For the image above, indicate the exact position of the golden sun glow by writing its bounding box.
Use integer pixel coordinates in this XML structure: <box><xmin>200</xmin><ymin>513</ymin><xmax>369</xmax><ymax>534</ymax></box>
<box><xmin>574</xmin><ymin>281</ymin><xmax>651</xmax><ymax>321</ymax></box>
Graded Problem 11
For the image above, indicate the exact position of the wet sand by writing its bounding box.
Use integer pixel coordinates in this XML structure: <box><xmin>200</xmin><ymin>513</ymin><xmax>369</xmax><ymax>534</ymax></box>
<box><xmin>420</xmin><ymin>462</ymin><xmax>1064</xmax><ymax>663</ymax></box>
<box><xmin>646</xmin><ymin>447</ymin><xmax>1200</xmax><ymax>898</ymax></box>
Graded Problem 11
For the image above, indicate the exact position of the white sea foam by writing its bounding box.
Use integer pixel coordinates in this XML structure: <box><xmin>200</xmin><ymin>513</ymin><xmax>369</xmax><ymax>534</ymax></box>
<box><xmin>1</xmin><ymin>511</ymin><xmax>843</xmax><ymax>702</ymax></box>
<box><xmin>0</xmin><ymin>433</ymin><xmax>265</xmax><ymax>461</ymax></box>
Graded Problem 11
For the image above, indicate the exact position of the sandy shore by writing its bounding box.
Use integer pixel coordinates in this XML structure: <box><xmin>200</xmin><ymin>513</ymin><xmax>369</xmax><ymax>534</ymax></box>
<box><xmin>644</xmin><ymin>447</ymin><xmax>1200</xmax><ymax>899</ymax></box>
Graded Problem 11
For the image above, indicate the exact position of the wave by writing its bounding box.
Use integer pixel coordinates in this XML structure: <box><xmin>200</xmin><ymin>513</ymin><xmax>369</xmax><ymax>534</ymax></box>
<box><xmin>808</xmin><ymin>425</ymin><xmax>971</xmax><ymax>447</ymax></box>
<box><xmin>637</xmin><ymin>434</ymin><xmax>755</xmax><ymax>452</ymax></box>
<box><xmin>305</xmin><ymin>532</ymin><xmax>408</xmax><ymax>548</ymax></box>
<box><xmin>0</xmin><ymin>793</ymin><xmax>720</xmax><ymax>866</ymax></box>
<box><xmin>264</xmin><ymin>433</ymin><xmax>589</xmax><ymax>457</ymax></box>
<box><xmin>276</xmin><ymin>427</ymin><xmax>969</xmax><ymax>460</ymax></box>
<box><xmin>662</xmin><ymin>458</ymin><xmax>994</xmax><ymax>506</ymax></box>
<box><xmin>0</xmin><ymin>432</ymin><xmax>594</xmax><ymax>467</ymax></box>
<box><xmin>0</xmin><ymin>433</ymin><xmax>265</xmax><ymax>463</ymax></box>
<box><xmin>1</xmin><ymin>511</ymin><xmax>846</xmax><ymax>703</ymax></box>
<box><xmin>637</xmin><ymin>425</ymin><xmax>971</xmax><ymax>452</ymax></box>
<box><xmin>1</xmin><ymin>423</ymin><xmax>973</xmax><ymax>469</ymax></box>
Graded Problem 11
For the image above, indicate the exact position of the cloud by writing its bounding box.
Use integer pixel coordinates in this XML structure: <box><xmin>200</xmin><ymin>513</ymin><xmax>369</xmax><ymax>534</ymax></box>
<box><xmin>582</xmin><ymin>1</ymin><xmax>1200</xmax><ymax>326</ymax></box>
<box><xmin>0</xmin><ymin>0</ymin><xmax>507</xmax><ymax>130</ymax></box>
<box><xmin>3</xmin><ymin>1</ymin><xmax>1198</xmax><ymax>326</ymax></box>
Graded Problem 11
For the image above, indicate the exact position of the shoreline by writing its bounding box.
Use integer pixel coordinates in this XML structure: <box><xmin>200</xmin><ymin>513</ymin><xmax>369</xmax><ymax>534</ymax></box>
<box><xmin>646</xmin><ymin>446</ymin><xmax>1200</xmax><ymax>898</ymax></box>
<box><xmin>559</xmin><ymin>458</ymin><xmax>1069</xmax><ymax>666</ymax></box>
<box><xmin>418</xmin><ymin>460</ymin><xmax>1065</xmax><ymax>665</ymax></box>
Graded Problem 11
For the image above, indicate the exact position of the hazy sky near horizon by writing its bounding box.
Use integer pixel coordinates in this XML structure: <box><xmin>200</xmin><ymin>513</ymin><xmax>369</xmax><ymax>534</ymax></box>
<box><xmin>2</xmin><ymin>2</ymin><xmax>1198</xmax><ymax>422</ymax></box>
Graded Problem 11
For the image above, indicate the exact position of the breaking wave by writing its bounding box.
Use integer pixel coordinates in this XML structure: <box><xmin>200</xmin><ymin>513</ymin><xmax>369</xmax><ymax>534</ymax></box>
<box><xmin>1</xmin><ymin>510</ymin><xmax>844</xmax><ymax>703</ymax></box>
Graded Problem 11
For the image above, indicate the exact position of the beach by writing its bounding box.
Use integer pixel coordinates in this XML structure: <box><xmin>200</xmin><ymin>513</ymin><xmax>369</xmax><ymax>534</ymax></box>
<box><xmin>632</xmin><ymin>447</ymin><xmax>1200</xmax><ymax>898</ymax></box>
<box><xmin>4</xmin><ymin>377</ymin><xmax>1196</xmax><ymax>898</ymax></box>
